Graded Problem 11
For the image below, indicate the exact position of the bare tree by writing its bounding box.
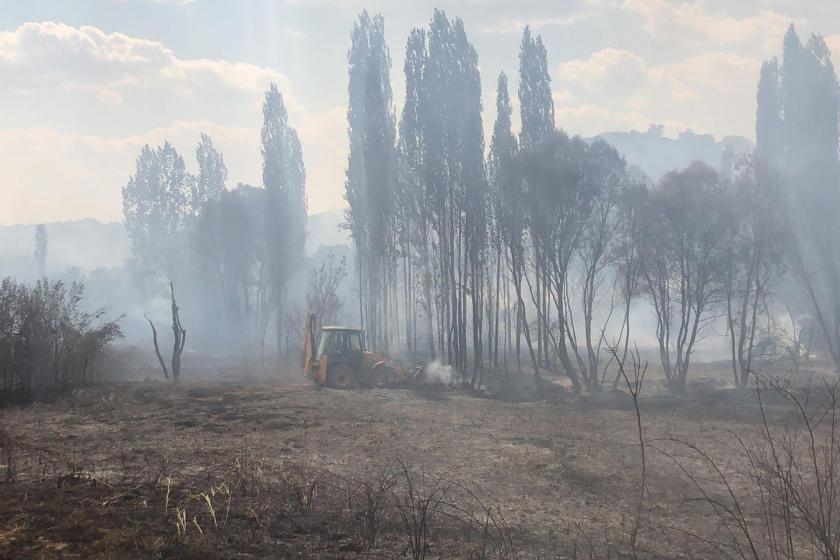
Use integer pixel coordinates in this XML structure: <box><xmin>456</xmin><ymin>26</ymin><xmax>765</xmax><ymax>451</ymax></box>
<box><xmin>144</xmin><ymin>313</ymin><xmax>168</xmax><ymax>381</ymax></box>
<box><xmin>567</xmin><ymin>140</ymin><xmax>628</xmax><ymax>391</ymax></box>
<box><xmin>724</xmin><ymin>157</ymin><xmax>786</xmax><ymax>388</ymax></box>
<box><xmin>169</xmin><ymin>282</ymin><xmax>186</xmax><ymax>382</ymax></box>
<box><xmin>145</xmin><ymin>282</ymin><xmax>186</xmax><ymax>383</ymax></box>
<box><xmin>638</xmin><ymin>162</ymin><xmax>734</xmax><ymax>395</ymax></box>
<box><xmin>608</xmin><ymin>341</ymin><xmax>647</xmax><ymax>557</ymax></box>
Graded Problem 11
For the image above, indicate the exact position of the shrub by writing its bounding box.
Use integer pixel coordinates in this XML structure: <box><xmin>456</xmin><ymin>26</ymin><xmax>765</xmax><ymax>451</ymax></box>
<box><xmin>0</xmin><ymin>277</ymin><xmax>122</xmax><ymax>403</ymax></box>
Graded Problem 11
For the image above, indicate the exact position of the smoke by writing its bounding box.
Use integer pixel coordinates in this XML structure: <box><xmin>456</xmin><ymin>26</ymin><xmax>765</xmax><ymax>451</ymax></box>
<box><xmin>423</xmin><ymin>359</ymin><xmax>457</xmax><ymax>385</ymax></box>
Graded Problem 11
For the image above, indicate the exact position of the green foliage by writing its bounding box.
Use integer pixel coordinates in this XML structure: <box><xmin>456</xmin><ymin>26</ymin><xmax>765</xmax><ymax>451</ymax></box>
<box><xmin>122</xmin><ymin>142</ymin><xmax>194</xmax><ymax>274</ymax></box>
<box><xmin>0</xmin><ymin>278</ymin><xmax>122</xmax><ymax>403</ymax></box>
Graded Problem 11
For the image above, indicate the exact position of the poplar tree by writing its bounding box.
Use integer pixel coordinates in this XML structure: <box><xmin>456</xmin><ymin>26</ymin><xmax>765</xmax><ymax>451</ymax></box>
<box><xmin>345</xmin><ymin>11</ymin><xmax>397</xmax><ymax>350</ymax></box>
<box><xmin>489</xmin><ymin>71</ymin><xmax>540</xmax><ymax>384</ymax></box>
<box><xmin>194</xmin><ymin>133</ymin><xmax>228</xmax><ymax>214</ymax></box>
<box><xmin>518</xmin><ymin>25</ymin><xmax>555</xmax><ymax>366</ymax></box>
<box><xmin>34</xmin><ymin>224</ymin><xmax>48</xmax><ymax>278</ymax></box>
<box><xmin>518</xmin><ymin>26</ymin><xmax>555</xmax><ymax>152</ymax></box>
<box><xmin>397</xmin><ymin>27</ymin><xmax>431</xmax><ymax>357</ymax></box>
<box><xmin>756</xmin><ymin>58</ymin><xmax>783</xmax><ymax>167</ymax></box>
<box><xmin>780</xmin><ymin>24</ymin><xmax>839</xmax><ymax>172</ymax></box>
<box><xmin>422</xmin><ymin>10</ymin><xmax>486</xmax><ymax>373</ymax></box>
<box><xmin>261</xmin><ymin>82</ymin><xmax>307</xmax><ymax>353</ymax></box>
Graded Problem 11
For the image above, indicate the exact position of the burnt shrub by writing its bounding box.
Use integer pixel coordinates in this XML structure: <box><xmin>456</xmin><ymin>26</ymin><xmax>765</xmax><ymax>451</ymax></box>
<box><xmin>0</xmin><ymin>277</ymin><xmax>122</xmax><ymax>404</ymax></box>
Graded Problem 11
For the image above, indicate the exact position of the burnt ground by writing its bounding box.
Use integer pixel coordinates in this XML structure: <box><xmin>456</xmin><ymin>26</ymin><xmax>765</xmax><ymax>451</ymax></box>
<box><xmin>0</xmin><ymin>362</ymin><xmax>832</xmax><ymax>559</ymax></box>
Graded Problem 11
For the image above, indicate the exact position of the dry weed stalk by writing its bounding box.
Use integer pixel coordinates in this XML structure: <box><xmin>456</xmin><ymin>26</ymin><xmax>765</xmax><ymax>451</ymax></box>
<box><xmin>608</xmin><ymin>342</ymin><xmax>647</xmax><ymax>558</ymax></box>
<box><xmin>350</xmin><ymin>469</ymin><xmax>398</xmax><ymax>550</ymax></box>
<box><xmin>390</xmin><ymin>461</ymin><xmax>450</xmax><ymax>560</ymax></box>
<box><xmin>652</xmin><ymin>377</ymin><xmax>840</xmax><ymax>559</ymax></box>
<box><xmin>280</xmin><ymin>466</ymin><xmax>320</xmax><ymax>514</ymax></box>
<box><xmin>200</xmin><ymin>492</ymin><xmax>217</xmax><ymax>528</ymax></box>
<box><xmin>175</xmin><ymin>506</ymin><xmax>187</xmax><ymax>538</ymax></box>
<box><xmin>444</xmin><ymin>481</ymin><xmax>517</xmax><ymax>560</ymax></box>
<box><xmin>164</xmin><ymin>476</ymin><xmax>172</xmax><ymax>512</ymax></box>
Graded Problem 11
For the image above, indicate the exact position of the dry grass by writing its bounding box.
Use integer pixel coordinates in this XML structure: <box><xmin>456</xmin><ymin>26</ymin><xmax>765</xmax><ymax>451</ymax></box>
<box><xmin>0</xmin><ymin>362</ymin><xmax>835</xmax><ymax>558</ymax></box>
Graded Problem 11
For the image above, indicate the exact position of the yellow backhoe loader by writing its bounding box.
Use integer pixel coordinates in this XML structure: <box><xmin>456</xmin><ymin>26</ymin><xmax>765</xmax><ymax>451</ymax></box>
<box><xmin>302</xmin><ymin>312</ymin><xmax>421</xmax><ymax>388</ymax></box>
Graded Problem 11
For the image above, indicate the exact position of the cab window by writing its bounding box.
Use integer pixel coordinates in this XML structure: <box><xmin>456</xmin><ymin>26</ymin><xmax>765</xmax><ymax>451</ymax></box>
<box><xmin>317</xmin><ymin>331</ymin><xmax>362</xmax><ymax>356</ymax></box>
<box><xmin>347</xmin><ymin>331</ymin><xmax>362</xmax><ymax>352</ymax></box>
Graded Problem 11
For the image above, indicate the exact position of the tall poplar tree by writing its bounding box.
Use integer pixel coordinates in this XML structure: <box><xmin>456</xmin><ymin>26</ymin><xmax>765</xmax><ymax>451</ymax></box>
<box><xmin>518</xmin><ymin>26</ymin><xmax>555</xmax><ymax>152</ymax></box>
<box><xmin>345</xmin><ymin>10</ymin><xmax>397</xmax><ymax>350</ymax></box>
<box><xmin>422</xmin><ymin>9</ymin><xmax>486</xmax><ymax>373</ymax></box>
<box><xmin>261</xmin><ymin>82</ymin><xmax>307</xmax><ymax>352</ymax></box>
<box><xmin>518</xmin><ymin>25</ymin><xmax>555</xmax><ymax>365</ymax></box>
<box><xmin>397</xmin><ymin>27</ymin><xmax>432</xmax><ymax>357</ymax></box>
<box><xmin>780</xmin><ymin>24</ymin><xmax>839</xmax><ymax>172</ymax></box>
<box><xmin>756</xmin><ymin>58</ymin><xmax>783</xmax><ymax>167</ymax></box>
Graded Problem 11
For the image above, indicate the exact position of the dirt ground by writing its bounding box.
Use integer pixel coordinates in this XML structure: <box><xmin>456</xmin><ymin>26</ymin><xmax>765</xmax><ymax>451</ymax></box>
<box><xmin>0</xmin><ymin>361</ymin><xmax>832</xmax><ymax>559</ymax></box>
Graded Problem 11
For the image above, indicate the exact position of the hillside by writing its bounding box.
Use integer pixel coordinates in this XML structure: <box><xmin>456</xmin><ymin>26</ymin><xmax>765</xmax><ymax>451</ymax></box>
<box><xmin>598</xmin><ymin>125</ymin><xmax>753</xmax><ymax>180</ymax></box>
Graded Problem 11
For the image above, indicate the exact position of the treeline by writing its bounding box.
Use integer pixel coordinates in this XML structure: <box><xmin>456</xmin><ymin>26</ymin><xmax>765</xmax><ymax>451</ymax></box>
<box><xmin>344</xmin><ymin>12</ymin><xmax>840</xmax><ymax>394</ymax></box>
<box><xmin>0</xmin><ymin>278</ymin><xmax>122</xmax><ymax>402</ymax></box>
<box><xmin>121</xmin><ymin>84</ymin><xmax>309</xmax><ymax>356</ymax></box>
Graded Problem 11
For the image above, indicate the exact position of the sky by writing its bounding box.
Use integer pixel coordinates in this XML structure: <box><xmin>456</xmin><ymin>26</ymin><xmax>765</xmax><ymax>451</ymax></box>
<box><xmin>1</xmin><ymin>0</ymin><xmax>840</xmax><ymax>225</ymax></box>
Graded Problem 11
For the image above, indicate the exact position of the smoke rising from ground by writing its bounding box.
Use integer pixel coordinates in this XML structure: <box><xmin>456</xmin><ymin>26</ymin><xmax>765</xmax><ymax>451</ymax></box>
<box><xmin>423</xmin><ymin>359</ymin><xmax>457</xmax><ymax>386</ymax></box>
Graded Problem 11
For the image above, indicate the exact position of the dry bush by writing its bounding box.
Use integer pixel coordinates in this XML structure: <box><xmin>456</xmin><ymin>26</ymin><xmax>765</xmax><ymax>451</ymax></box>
<box><xmin>389</xmin><ymin>462</ymin><xmax>450</xmax><ymax>560</ymax></box>
<box><xmin>445</xmin><ymin>482</ymin><xmax>517</xmax><ymax>560</ymax></box>
<box><xmin>140</xmin><ymin>448</ymin><xmax>171</xmax><ymax>489</ymax></box>
<box><xmin>0</xmin><ymin>278</ymin><xmax>122</xmax><ymax>404</ymax></box>
<box><xmin>344</xmin><ymin>468</ymin><xmax>398</xmax><ymax>550</ymax></box>
<box><xmin>278</xmin><ymin>463</ymin><xmax>321</xmax><ymax>514</ymax></box>
<box><xmin>228</xmin><ymin>446</ymin><xmax>270</xmax><ymax>497</ymax></box>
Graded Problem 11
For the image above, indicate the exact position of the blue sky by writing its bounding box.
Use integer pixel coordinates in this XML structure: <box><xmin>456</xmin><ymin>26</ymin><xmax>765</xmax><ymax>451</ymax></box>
<box><xmin>2</xmin><ymin>0</ymin><xmax>839</xmax><ymax>224</ymax></box>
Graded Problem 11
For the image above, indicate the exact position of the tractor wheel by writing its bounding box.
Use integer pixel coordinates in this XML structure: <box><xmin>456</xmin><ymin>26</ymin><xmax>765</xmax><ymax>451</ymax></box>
<box><xmin>371</xmin><ymin>362</ymin><xmax>395</xmax><ymax>386</ymax></box>
<box><xmin>326</xmin><ymin>364</ymin><xmax>355</xmax><ymax>389</ymax></box>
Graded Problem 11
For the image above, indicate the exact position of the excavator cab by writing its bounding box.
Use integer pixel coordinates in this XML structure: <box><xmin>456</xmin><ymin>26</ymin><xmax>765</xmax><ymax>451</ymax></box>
<box><xmin>302</xmin><ymin>311</ymin><xmax>417</xmax><ymax>389</ymax></box>
<box><xmin>302</xmin><ymin>312</ymin><xmax>364</xmax><ymax>388</ymax></box>
<box><xmin>317</xmin><ymin>327</ymin><xmax>364</xmax><ymax>365</ymax></box>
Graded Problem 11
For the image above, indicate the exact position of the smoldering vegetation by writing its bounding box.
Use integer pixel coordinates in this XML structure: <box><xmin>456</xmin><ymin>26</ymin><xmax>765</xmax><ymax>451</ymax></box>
<box><xmin>3</xmin><ymin>9</ymin><xmax>840</xmax><ymax>560</ymax></box>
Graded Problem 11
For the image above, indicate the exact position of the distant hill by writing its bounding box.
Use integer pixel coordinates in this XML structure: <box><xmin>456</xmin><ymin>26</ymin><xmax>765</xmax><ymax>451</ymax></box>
<box><xmin>306</xmin><ymin>209</ymin><xmax>350</xmax><ymax>254</ymax></box>
<box><xmin>597</xmin><ymin>125</ymin><xmax>753</xmax><ymax>181</ymax></box>
<box><xmin>0</xmin><ymin>219</ymin><xmax>130</xmax><ymax>278</ymax></box>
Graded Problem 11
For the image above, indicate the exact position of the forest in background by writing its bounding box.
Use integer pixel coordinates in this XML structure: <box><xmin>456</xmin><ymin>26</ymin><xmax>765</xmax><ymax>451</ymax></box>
<box><xmin>1</xmin><ymin>12</ymin><xmax>839</xmax><ymax>401</ymax></box>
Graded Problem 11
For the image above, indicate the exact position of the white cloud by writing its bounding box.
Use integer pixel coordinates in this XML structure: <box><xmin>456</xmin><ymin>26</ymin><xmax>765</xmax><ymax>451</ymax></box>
<box><xmin>480</xmin><ymin>13</ymin><xmax>593</xmax><ymax>34</ymax></box>
<box><xmin>0</xmin><ymin>22</ymin><xmax>298</xmax><ymax>108</ymax></box>
<box><xmin>97</xmin><ymin>88</ymin><xmax>123</xmax><ymax>106</ymax></box>
<box><xmin>552</xmin><ymin>89</ymin><xmax>574</xmax><ymax>104</ymax></box>
<box><xmin>622</xmin><ymin>0</ymin><xmax>798</xmax><ymax>51</ymax></box>
<box><xmin>555</xmin><ymin>48</ymin><xmax>760</xmax><ymax>139</ymax></box>
<box><xmin>0</xmin><ymin>123</ymin><xmax>256</xmax><ymax>225</ymax></box>
<box><xmin>558</xmin><ymin>48</ymin><xmax>647</xmax><ymax>93</ymax></box>
<box><xmin>0</xmin><ymin>109</ymin><xmax>348</xmax><ymax>225</ymax></box>
<box><xmin>0</xmin><ymin>22</ymin><xmax>344</xmax><ymax>224</ymax></box>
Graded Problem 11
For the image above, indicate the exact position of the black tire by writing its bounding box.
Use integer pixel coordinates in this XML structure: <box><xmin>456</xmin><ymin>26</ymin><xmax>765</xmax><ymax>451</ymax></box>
<box><xmin>326</xmin><ymin>364</ymin><xmax>355</xmax><ymax>389</ymax></box>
